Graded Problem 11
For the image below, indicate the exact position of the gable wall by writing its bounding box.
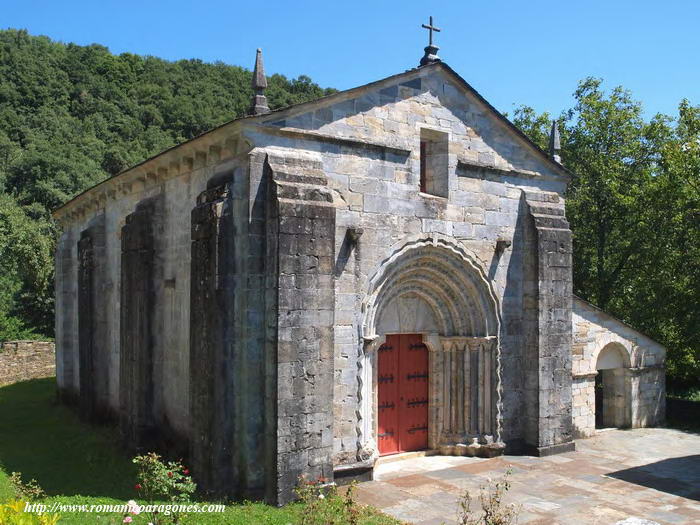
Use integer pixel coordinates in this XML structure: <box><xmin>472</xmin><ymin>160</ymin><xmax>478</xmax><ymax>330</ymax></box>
<box><xmin>244</xmin><ymin>68</ymin><xmax>571</xmax><ymax>465</ymax></box>
<box><xmin>267</xmin><ymin>67</ymin><xmax>564</xmax><ymax>181</ymax></box>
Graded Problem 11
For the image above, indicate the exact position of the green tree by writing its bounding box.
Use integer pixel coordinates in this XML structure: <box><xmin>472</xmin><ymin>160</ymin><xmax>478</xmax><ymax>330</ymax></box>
<box><xmin>563</xmin><ymin>78</ymin><xmax>671</xmax><ymax>310</ymax></box>
<box><xmin>509</xmin><ymin>105</ymin><xmax>552</xmax><ymax>151</ymax></box>
<box><xmin>513</xmin><ymin>81</ymin><xmax>699</xmax><ymax>386</ymax></box>
<box><xmin>0</xmin><ymin>194</ymin><xmax>54</xmax><ymax>340</ymax></box>
<box><xmin>645</xmin><ymin>99</ymin><xmax>700</xmax><ymax>384</ymax></box>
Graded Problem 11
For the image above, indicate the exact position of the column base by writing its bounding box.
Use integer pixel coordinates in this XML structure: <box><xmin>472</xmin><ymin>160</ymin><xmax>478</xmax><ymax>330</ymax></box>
<box><xmin>438</xmin><ymin>442</ymin><xmax>506</xmax><ymax>458</ymax></box>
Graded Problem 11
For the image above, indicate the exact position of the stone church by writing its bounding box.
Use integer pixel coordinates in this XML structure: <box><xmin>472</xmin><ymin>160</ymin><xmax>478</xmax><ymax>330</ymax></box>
<box><xmin>53</xmin><ymin>31</ymin><xmax>666</xmax><ymax>504</ymax></box>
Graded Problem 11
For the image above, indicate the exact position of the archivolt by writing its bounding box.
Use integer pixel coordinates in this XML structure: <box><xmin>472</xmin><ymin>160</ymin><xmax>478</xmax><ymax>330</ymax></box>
<box><xmin>362</xmin><ymin>235</ymin><xmax>500</xmax><ymax>339</ymax></box>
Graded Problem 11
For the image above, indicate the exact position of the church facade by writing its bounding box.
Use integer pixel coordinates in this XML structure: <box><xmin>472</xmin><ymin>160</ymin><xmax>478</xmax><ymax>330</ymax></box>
<box><xmin>53</xmin><ymin>46</ymin><xmax>666</xmax><ymax>504</ymax></box>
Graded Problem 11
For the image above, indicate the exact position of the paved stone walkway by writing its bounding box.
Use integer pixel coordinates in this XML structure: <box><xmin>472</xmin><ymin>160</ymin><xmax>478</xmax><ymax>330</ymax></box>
<box><xmin>355</xmin><ymin>428</ymin><xmax>700</xmax><ymax>524</ymax></box>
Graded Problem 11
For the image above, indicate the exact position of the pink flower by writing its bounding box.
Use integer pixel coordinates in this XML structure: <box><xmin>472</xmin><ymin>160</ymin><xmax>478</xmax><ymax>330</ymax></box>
<box><xmin>183</xmin><ymin>469</ymin><xmax>190</xmax><ymax>476</ymax></box>
<box><xmin>127</xmin><ymin>500</ymin><xmax>141</xmax><ymax>515</ymax></box>
<box><xmin>123</xmin><ymin>517</ymin><xmax>133</xmax><ymax>524</ymax></box>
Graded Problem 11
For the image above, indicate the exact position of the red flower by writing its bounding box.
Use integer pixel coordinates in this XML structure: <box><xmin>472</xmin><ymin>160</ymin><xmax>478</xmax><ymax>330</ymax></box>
<box><xmin>183</xmin><ymin>469</ymin><xmax>190</xmax><ymax>476</ymax></box>
<box><xmin>134</xmin><ymin>483</ymin><xmax>142</xmax><ymax>490</ymax></box>
<box><xmin>167</xmin><ymin>472</ymin><xmax>173</xmax><ymax>478</ymax></box>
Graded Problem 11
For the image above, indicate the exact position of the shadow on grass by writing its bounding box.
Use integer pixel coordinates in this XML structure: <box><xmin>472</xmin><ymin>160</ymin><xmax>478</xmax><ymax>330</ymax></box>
<box><xmin>0</xmin><ymin>378</ymin><xmax>136</xmax><ymax>499</ymax></box>
<box><xmin>607</xmin><ymin>455</ymin><xmax>700</xmax><ymax>501</ymax></box>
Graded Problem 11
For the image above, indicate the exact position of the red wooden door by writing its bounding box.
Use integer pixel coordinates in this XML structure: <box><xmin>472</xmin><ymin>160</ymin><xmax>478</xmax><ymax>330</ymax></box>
<box><xmin>399</xmin><ymin>334</ymin><xmax>429</xmax><ymax>452</ymax></box>
<box><xmin>377</xmin><ymin>336</ymin><xmax>399</xmax><ymax>454</ymax></box>
<box><xmin>378</xmin><ymin>334</ymin><xmax>429</xmax><ymax>455</ymax></box>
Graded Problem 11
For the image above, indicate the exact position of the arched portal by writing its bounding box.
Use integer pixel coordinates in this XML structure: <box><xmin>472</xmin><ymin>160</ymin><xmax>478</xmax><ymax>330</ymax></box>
<box><xmin>595</xmin><ymin>343</ymin><xmax>631</xmax><ymax>429</ymax></box>
<box><xmin>357</xmin><ymin>236</ymin><xmax>502</xmax><ymax>460</ymax></box>
<box><xmin>363</xmin><ymin>237</ymin><xmax>499</xmax><ymax>339</ymax></box>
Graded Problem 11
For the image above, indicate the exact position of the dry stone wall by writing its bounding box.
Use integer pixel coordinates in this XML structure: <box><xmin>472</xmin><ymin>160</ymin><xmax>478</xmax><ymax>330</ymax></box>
<box><xmin>0</xmin><ymin>341</ymin><xmax>56</xmax><ymax>386</ymax></box>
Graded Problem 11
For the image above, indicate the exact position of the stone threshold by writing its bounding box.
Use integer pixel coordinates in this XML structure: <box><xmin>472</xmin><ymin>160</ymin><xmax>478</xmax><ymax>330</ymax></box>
<box><xmin>596</xmin><ymin>427</ymin><xmax>620</xmax><ymax>433</ymax></box>
<box><xmin>374</xmin><ymin>449</ymin><xmax>440</xmax><ymax>467</ymax></box>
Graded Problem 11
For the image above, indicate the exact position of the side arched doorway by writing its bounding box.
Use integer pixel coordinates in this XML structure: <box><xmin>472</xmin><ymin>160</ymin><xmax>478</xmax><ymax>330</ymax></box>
<box><xmin>595</xmin><ymin>343</ymin><xmax>631</xmax><ymax>429</ymax></box>
<box><xmin>359</xmin><ymin>237</ymin><xmax>501</xmax><ymax>458</ymax></box>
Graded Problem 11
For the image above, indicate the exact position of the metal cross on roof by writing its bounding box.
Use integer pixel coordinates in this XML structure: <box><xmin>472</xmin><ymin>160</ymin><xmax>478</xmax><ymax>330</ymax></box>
<box><xmin>421</xmin><ymin>16</ymin><xmax>441</xmax><ymax>46</ymax></box>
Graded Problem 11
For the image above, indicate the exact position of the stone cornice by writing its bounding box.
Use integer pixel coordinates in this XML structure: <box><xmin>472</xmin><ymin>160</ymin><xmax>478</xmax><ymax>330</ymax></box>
<box><xmin>52</xmin><ymin>125</ymin><xmax>246</xmax><ymax>229</ymax></box>
<box><xmin>572</xmin><ymin>372</ymin><xmax>598</xmax><ymax>380</ymax></box>
<box><xmin>247</xmin><ymin>124</ymin><xmax>411</xmax><ymax>159</ymax></box>
<box><xmin>573</xmin><ymin>364</ymin><xmax>664</xmax><ymax>380</ymax></box>
<box><xmin>628</xmin><ymin>364</ymin><xmax>665</xmax><ymax>374</ymax></box>
<box><xmin>456</xmin><ymin>159</ymin><xmax>551</xmax><ymax>181</ymax></box>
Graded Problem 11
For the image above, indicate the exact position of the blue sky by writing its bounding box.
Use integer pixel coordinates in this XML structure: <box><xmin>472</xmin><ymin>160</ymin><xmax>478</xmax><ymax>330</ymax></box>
<box><xmin>3</xmin><ymin>1</ymin><xmax>698</xmax><ymax>119</ymax></box>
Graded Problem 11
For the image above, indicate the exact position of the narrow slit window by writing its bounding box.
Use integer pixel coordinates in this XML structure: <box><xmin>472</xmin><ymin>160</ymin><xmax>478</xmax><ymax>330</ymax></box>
<box><xmin>419</xmin><ymin>129</ymin><xmax>449</xmax><ymax>197</ymax></box>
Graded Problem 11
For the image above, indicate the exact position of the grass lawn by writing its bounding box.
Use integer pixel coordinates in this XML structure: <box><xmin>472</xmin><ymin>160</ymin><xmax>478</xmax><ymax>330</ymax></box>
<box><xmin>0</xmin><ymin>378</ymin><xmax>399</xmax><ymax>524</ymax></box>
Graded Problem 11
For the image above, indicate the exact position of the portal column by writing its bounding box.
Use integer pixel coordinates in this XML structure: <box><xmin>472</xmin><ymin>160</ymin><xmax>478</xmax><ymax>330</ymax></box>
<box><xmin>438</xmin><ymin>336</ymin><xmax>497</xmax><ymax>446</ymax></box>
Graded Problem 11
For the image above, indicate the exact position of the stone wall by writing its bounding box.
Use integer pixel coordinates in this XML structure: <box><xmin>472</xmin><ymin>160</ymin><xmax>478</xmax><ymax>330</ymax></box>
<box><xmin>55</xmin><ymin>229</ymin><xmax>78</xmax><ymax>397</ymax></box>
<box><xmin>78</xmin><ymin>213</ymin><xmax>109</xmax><ymax>420</ymax></box>
<box><xmin>572</xmin><ymin>297</ymin><xmax>666</xmax><ymax>438</ymax></box>
<box><xmin>571</xmin><ymin>374</ymin><xmax>597</xmax><ymax>435</ymax></box>
<box><xmin>119</xmin><ymin>197</ymin><xmax>161</xmax><ymax>446</ymax></box>
<box><xmin>523</xmin><ymin>192</ymin><xmax>574</xmax><ymax>454</ymax></box>
<box><xmin>53</xmin><ymin>144</ymin><xmax>249</xmax><ymax>438</ymax></box>
<box><xmin>266</xmin><ymin>153</ymin><xmax>337</xmax><ymax>504</ymax></box>
<box><xmin>0</xmin><ymin>341</ymin><xmax>56</xmax><ymax>386</ymax></box>
<box><xmin>189</xmin><ymin>183</ymin><xmax>237</xmax><ymax>495</ymax></box>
